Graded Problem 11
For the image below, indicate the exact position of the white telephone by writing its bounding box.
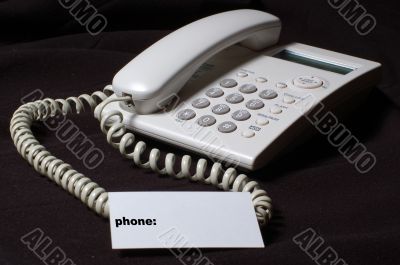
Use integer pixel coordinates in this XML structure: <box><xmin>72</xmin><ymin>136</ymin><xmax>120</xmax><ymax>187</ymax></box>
<box><xmin>10</xmin><ymin>10</ymin><xmax>381</xmax><ymax>228</ymax></box>
<box><xmin>103</xmin><ymin>9</ymin><xmax>380</xmax><ymax>170</ymax></box>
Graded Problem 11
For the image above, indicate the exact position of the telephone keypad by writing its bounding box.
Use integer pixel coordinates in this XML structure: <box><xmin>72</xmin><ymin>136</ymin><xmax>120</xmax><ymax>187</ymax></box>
<box><xmin>206</xmin><ymin>87</ymin><xmax>224</xmax><ymax>98</ymax></box>
<box><xmin>197</xmin><ymin>115</ymin><xmax>216</xmax><ymax>127</ymax></box>
<box><xmin>246</xmin><ymin>99</ymin><xmax>264</xmax><ymax>110</ymax></box>
<box><xmin>225</xmin><ymin>93</ymin><xmax>244</xmax><ymax>104</ymax></box>
<box><xmin>220</xmin><ymin>78</ymin><xmax>238</xmax><ymax>88</ymax></box>
<box><xmin>181</xmin><ymin>75</ymin><xmax>290</xmax><ymax>135</ymax></box>
<box><xmin>192</xmin><ymin>98</ymin><xmax>210</xmax><ymax>108</ymax></box>
<box><xmin>218</xmin><ymin>121</ymin><xmax>237</xmax><ymax>133</ymax></box>
<box><xmin>232</xmin><ymin>110</ymin><xmax>251</xmax><ymax>121</ymax></box>
<box><xmin>212</xmin><ymin>104</ymin><xmax>230</xmax><ymax>115</ymax></box>
<box><xmin>187</xmin><ymin>75</ymin><xmax>291</xmax><ymax>134</ymax></box>
<box><xmin>177</xmin><ymin>109</ymin><xmax>196</xmax><ymax>120</ymax></box>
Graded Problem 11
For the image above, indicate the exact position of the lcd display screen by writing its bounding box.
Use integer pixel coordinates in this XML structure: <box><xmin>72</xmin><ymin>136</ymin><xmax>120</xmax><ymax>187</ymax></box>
<box><xmin>274</xmin><ymin>50</ymin><xmax>354</xmax><ymax>75</ymax></box>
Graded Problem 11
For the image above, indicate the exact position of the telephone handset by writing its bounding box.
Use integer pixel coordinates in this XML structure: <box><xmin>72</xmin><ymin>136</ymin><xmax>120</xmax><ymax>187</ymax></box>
<box><xmin>112</xmin><ymin>9</ymin><xmax>281</xmax><ymax>114</ymax></box>
<box><xmin>10</xmin><ymin>10</ymin><xmax>380</xmax><ymax>228</ymax></box>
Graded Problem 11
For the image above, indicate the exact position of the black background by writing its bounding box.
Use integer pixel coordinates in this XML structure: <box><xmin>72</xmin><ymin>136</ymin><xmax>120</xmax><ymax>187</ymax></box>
<box><xmin>1</xmin><ymin>0</ymin><xmax>399</xmax><ymax>264</ymax></box>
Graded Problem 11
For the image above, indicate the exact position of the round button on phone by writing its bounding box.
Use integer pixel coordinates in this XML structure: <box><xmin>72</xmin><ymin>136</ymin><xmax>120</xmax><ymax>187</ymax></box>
<box><xmin>246</xmin><ymin>99</ymin><xmax>264</xmax><ymax>110</ymax></box>
<box><xmin>283</xmin><ymin>95</ymin><xmax>295</xmax><ymax>104</ymax></box>
<box><xmin>220</xmin><ymin>79</ymin><xmax>238</xmax><ymax>88</ymax></box>
<box><xmin>197</xmin><ymin>115</ymin><xmax>216</xmax><ymax>127</ymax></box>
<box><xmin>212</xmin><ymin>104</ymin><xmax>230</xmax><ymax>115</ymax></box>
<box><xmin>256</xmin><ymin>77</ymin><xmax>267</xmax><ymax>83</ymax></box>
<box><xmin>239</xmin><ymin>84</ymin><xmax>258</xmax><ymax>94</ymax></box>
<box><xmin>177</xmin><ymin>109</ymin><xmax>196</xmax><ymax>120</ymax></box>
<box><xmin>206</xmin><ymin>87</ymin><xmax>224</xmax><ymax>98</ymax></box>
<box><xmin>293</xmin><ymin>76</ymin><xmax>323</xmax><ymax>89</ymax></box>
<box><xmin>241</xmin><ymin>130</ymin><xmax>255</xmax><ymax>138</ymax></box>
<box><xmin>237</xmin><ymin>71</ymin><xmax>248</xmax><ymax>77</ymax></box>
<box><xmin>259</xmin><ymin>89</ymin><xmax>278</xmax><ymax>99</ymax></box>
<box><xmin>232</xmin><ymin>110</ymin><xmax>251</xmax><ymax>121</ymax></box>
<box><xmin>256</xmin><ymin>118</ymin><xmax>269</xmax><ymax>126</ymax></box>
<box><xmin>192</xmin><ymin>98</ymin><xmax>210</xmax><ymax>108</ymax></box>
<box><xmin>276</xmin><ymin>82</ymin><xmax>287</xmax><ymax>88</ymax></box>
<box><xmin>226</xmin><ymin>93</ymin><xmax>244</xmax><ymax>104</ymax></box>
<box><xmin>218</xmin><ymin>121</ymin><xmax>237</xmax><ymax>133</ymax></box>
<box><xmin>270</xmin><ymin>106</ymin><xmax>282</xmax><ymax>114</ymax></box>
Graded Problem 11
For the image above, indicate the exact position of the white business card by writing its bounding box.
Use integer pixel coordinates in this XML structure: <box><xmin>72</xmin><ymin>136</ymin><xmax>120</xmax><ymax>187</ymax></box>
<box><xmin>108</xmin><ymin>192</ymin><xmax>264</xmax><ymax>249</ymax></box>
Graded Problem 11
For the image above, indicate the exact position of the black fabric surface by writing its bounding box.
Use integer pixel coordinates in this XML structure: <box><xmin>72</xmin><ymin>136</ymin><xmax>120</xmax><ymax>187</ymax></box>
<box><xmin>1</xmin><ymin>1</ymin><xmax>399</xmax><ymax>265</ymax></box>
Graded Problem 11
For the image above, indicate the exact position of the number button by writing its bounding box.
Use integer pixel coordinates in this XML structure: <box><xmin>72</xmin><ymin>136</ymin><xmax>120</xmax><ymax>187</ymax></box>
<box><xmin>232</xmin><ymin>110</ymin><xmax>251</xmax><ymax>121</ymax></box>
<box><xmin>246</xmin><ymin>99</ymin><xmax>264</xmax><ymax>110</ymax></box>
<box><xmin>239</xmin><ymin>84</ymin><xmax>257</xmax><ymax>94</ymax></box>
<box><xmin>177</xmin><ymin>109</ymin><xmax>196</xmax><ymax>120</ymax></box>
<box><xmin>218</xmin><ymin>121</ymin><xmax>237</xmax><ymax>133</ymax></box>
<box><xmin>220</xmin><ymin>79</ymin><xmax>238</xmax><ymax>88</ymax></box>
<box><xmin>206</xmin><ymin>87</ymin><xmax>224</xmax><ymax>98</ymax></box>
<box><xmin>192</xmin><ymin>98</ymin><xmax>210</xmax><ymax>109</ymax></box>
<box><xmin>212</xmin><ymin>104</ymin><xmax>230</xmax><ymax>115</ymax></box>
<box><xmin>197</xmin><ymin>115</ymin><xmax>216</xmax><ymax>127</ymax></box>
<box><xmin>225</xmin><ymin>93</ymin><xmax>244</xmax><ymax>104</ymax></box>
<box><xmin>259</xmin><ymin>89</ymin><xmax>278</xmax><ymax>99</ymax></box>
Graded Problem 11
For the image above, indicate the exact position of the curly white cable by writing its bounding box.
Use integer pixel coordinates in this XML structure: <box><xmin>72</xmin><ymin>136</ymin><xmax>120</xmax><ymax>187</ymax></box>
<box><xmin>10</xmin><ymin>85</ymin><xmax>272</xmax><ymax>226</ymax></box>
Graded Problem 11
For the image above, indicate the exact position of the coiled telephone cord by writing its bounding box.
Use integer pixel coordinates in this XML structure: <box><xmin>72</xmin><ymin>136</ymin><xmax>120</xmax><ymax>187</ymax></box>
<box><xmin>10</xmin><ymin>85</ymin><xmax>272</xmax><ymax>226</ymax></box>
